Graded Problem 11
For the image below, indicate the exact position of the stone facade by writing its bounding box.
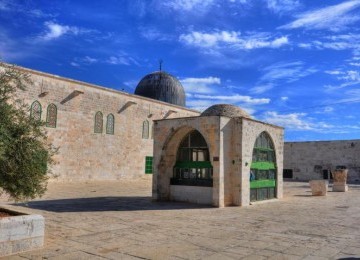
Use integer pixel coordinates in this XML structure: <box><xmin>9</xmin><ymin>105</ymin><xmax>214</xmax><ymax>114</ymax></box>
<box><xmin>152</xmin><ymin>115</ymin><xmax>284</xmax><ymax>207</ymax></box>
<box><xmin>9</xmin><ymin>64</ymin><xmax>199</xmax><ymax>181</ymax></box>
<box><xmin>284</xmin><ymin>140</ymin><xmax>360</xmax><ymax>183</ymax></box>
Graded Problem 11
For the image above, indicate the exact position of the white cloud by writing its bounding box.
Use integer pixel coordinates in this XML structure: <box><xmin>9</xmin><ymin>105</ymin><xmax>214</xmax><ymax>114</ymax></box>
<box><xmin>261</xmin><ymin>61</ymin><xmax>316</xmax><ymax>82</ymax></box>
<box><xmin>350</xmin><ymin>62</ymin><xmax>360</xmax><ymax>67</ymax></box>
<box><xmin>162</xmin><ymin>0</ymin><xmax>214</xmax><ymax>11</ymax></box>
<box><xmin>266</xmin><ymin>0</ymin><xmax>301</xmax><ymax>14</ymax></box>
<box><xmin>106</xmin><ymin>55</ymin><xmax>139</xmax><ymax>66</ymax></box>
<box><xmin>182</xmin><ymin>75</ymin><xmax>269</xmax><ymax>113</ymax></box>
<box><xmin>279</xmin><ymin>0</ymin><xmax>360</xmax><ymax>31</ymax></box>
<box><xmin>251</xmin><ymin>61</ymin><xmax>316</xmax><ymax>94</ymax></box>
<box><xmin>181</xmin><ymin>76</ymin><xmax>221</xmax><ymax>85</ymax></box>
<box><xmin>70</xmin><ymin>62</ymin><xmax>80</xmax><ymax>67</ymax></box>
<box><xmin>324</xmin><ymin>69</ymin><xmax>360</xmax><ymax>90</ymax></box>
<box><xmin>180</xmin><ymin>31</ymin><xmax>240</xmax><ymax>48</ymax></box>
<box><xmin>262</xmin><ymin>111</ymin><xmax>313</xmax><ymax>130</ymax></box>
<box><xmin>39</xmin><ymin>21</ymin><xmax>89</xmax><ymax>41</ymax></box>
<box><xmin>339</xmin><ymin>70</ymin><xmax>360</xmax><ymax>82</ymax></box>
<box><xmin>71</xmin><ymin>56</ymin><xmax>98</xmax><ymax>67</ymax></box>
<box><xmin>179</xmin><ymin>31</ymin><xmax>289</xmax><ymax>50</ymax></box>
<box><xmin>191</xmin><ymin>94</ymin><xmax>270</xmax><ymax>104</ymax></box>
<box><xmin>281</xmin><ymin>96</ymin><xmax>288</xmax><ymax>101</ymax></box>
<box><xmin>179</xmin><ymin>30</ymin><xmax>288</xmax><ymax>50</ymax></box>
<box><xmin>250</xmin><ymin>84</ymin><xmax>274</xmax><ymax>94</ymax></box>
<box><xmin>139</xmin><ymin>27</ymin><xmax>173</xmax><ymax>41</ymax></box>
<box><xmin>181</xmin><ymin>76</ymin><xmax>221</xmax><ymax>94</ymax></box>
<box><xmin>325</xmin><ymin>70</ymin><xmax>342</xmax><ymax>75</ymax></box>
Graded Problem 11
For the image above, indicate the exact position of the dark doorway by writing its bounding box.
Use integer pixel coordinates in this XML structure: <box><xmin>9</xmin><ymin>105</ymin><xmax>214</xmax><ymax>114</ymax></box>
<box><xmin>323</xmin><ymin>170</ymin><xmax>329</xmax><ymax>179</ymax></box>
<box><xmin>283</xmin><ymin>169</ymin><xmax>293</xmax><ymax>179</ymax></box>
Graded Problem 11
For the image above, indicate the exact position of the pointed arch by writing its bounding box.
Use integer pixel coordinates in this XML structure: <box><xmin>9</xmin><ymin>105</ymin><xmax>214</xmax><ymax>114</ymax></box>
<box><xmin>30</xmin><ymin>100</ymin><xmax>42</xmax><ymax>121</ymax></box>
<box><xmin>106</xmin><ymin>113</ymin><xmax>115</xmax><ymax>135</ymax></box>
<box><xmin>172</xmin><ymin>130</ymin><xmax>213</xmax><ymax>186</ymax></box>
<box><xmin>142</xmin><ymin>120</ymin><xmax>149</xmax><ymax>139</ymax></box>
<box><xmin>94</xmin><ymin>111</ymin><xmax>103</xmax><ymax>133</ymax></box>
<box><xmin>46</xmin><ymin>103</ymin><xmax>57</xmax><ymax>128</ymax></box>
<box><xmin>250</xmin><ymin>131</ymin><xmax>276</xmax><ymax>202</ymax></box>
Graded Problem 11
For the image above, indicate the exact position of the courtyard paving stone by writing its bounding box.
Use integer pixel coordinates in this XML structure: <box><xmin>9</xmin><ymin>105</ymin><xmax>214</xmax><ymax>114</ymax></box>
<box><xmin>1</xmin><ymin>178</ymin><xmax>360</xmax><ymax>259</ymax></box>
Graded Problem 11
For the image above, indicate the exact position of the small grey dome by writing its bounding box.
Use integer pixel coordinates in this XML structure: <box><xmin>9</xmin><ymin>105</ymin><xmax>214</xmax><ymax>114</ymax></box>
<box><xmin>135</xmin><ymin>71</ymin><xmax>186</xmax><ymax>107</ymax></box>
<box><xmin>201</xmin><ymin>104</ymin><xmax>252</xmax><ymax>118</ymax></box>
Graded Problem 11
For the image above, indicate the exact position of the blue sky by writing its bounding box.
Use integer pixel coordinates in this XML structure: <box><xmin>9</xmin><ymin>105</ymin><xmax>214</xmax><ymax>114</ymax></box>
<box><xmin>1</xmin><ymin>0</ymin><xmax>360</xmax><ymax>141</ymax></box>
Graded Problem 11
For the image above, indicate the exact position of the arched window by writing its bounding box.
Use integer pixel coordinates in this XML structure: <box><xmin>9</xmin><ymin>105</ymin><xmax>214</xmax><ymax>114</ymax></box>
<box><xmin>171</xmin><ymin>130</ymin><xmax>213</xmax><ymax>187</ymax></box>
<box><xmin>94</xmin><ymin>111</ymin><xmax>103</xmax><ymax>133</ymax></box>
<box><xmin>250</xmin><ymin>132</ymin><xmax>276</xmax><ymax>202</ymax></box>
<box><xmin>142</xmin><ymin>120</ymin><xmax>149</xmax><ymax>139</ymax></box>
<box><xmin>46</xmin><ymin>103</ymin><xmax>57</xmax><ymax>128</ymax></box>
<box><xmin>106</xmin><ymin>114</ymin><xmax>115</xmax><ymax>135</ymax></box>
<box><xmin>30</xmin><ymin>100</ymin><xmax>42</xmax><ymax>121</ymax></box>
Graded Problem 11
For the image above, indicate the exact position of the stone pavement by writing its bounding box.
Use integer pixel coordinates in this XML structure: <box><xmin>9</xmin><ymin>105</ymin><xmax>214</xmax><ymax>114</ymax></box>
<box><xmin>1</xmin><ymin>177</ymin><xmax>360</xmax><ymax>260</ymax></box>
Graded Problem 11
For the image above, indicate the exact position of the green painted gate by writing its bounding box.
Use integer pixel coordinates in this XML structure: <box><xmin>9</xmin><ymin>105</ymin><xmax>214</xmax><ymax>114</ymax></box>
<box><xmin>250</xmin><ymin>133</ymin><xmax>276</xmax><ymax>202</ymax></box>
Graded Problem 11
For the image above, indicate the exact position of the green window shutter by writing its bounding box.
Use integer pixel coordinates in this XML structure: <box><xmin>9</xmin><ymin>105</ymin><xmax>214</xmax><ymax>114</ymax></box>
<box><xmin>145</xmin><ymin>156</ymin><xmax>153</xmax><ymax>174</ymax></box>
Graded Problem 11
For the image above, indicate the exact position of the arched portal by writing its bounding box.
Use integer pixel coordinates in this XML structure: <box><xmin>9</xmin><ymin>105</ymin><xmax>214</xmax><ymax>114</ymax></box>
<box><xmin>171</xmin><ymin>130</ymin><xmax>213</xmax><ymax>187</ymax></box>
<box><xmin>250</xmin><ymin>132</ymin><xmax>277</xmax><ymax>202</ymax></box>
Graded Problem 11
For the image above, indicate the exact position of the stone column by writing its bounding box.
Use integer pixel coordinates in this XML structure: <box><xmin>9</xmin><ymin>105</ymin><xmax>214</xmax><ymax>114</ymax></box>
<box><xmin>332</xmin><ymin>169</ymin><xmax>348</xmax><ymax>192</ymax></box>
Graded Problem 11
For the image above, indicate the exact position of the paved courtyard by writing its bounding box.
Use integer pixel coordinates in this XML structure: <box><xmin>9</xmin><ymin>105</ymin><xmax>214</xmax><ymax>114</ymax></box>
<box><xmin>1</xmin><ymin>177</ymin><xmax>360</xmax><ymax>260</ymax></box>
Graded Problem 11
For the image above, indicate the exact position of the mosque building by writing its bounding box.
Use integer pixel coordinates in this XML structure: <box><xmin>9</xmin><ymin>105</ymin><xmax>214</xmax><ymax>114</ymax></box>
<box><xmin>8</xmin><ymin>62</ymin><xmax>360</xmax><ymax>207</ymax></box>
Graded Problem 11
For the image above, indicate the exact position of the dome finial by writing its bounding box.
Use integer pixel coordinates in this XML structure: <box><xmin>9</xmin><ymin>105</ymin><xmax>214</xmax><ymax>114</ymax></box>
<box><xmin>159</xmin><ymin>59</ymin><xmax>163</xmax><ymax>72</ymax></box>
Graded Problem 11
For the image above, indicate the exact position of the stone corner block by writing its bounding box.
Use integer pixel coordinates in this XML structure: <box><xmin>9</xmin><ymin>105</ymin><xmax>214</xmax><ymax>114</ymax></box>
<box><xmin>309</xmin><ymin>180</ymin><xmax>328</xmax><ymax>196</ymax></box>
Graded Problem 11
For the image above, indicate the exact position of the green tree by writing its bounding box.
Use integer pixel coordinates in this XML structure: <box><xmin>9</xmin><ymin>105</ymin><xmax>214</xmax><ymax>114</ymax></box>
<box><xmin>0</xmin><ymin>63</ymin><xmax>55</xmax><ymax>201</ymax></box>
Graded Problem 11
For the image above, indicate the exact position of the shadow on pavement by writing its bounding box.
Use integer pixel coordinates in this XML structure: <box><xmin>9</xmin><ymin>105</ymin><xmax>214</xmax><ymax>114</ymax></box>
<box><xmin>14</xmin><ymin>196</ymin><xmax>213</xmax><ymax>212</ymax></box>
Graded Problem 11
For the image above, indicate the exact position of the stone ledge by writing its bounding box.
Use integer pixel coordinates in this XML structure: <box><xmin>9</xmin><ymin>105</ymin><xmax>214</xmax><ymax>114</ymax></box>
<box><xmin>0</xmin><ymin>210</ymin><xmax>44</xmax><ymax>257</ymax></box>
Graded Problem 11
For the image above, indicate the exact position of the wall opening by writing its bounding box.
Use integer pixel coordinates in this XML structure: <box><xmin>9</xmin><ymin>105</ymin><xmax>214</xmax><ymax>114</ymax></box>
<box><xmin>170</xmin><ymin>130</ymin><xmax>213</xmax><ymax>187</ymax></box>
<box><xmin>283</xmin><ymin>169</ymin><xmax>293</xmax><ymax>179</ymax></box>
<box><xmin>250</xmin><ymin>132</ymin><xmax>276</xmax><ymax>202</ymax></box>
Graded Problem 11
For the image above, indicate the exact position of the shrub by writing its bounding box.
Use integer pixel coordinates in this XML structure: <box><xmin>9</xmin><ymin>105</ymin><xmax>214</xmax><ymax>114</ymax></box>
<box><xmin>0</xmin><ymin>64</ymin><xmax>56</xmax><ymax>201</ymax></box>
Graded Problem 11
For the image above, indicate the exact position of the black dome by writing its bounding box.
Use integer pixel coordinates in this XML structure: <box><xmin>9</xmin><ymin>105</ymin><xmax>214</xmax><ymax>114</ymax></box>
<box><xmin>135</xmin><ymin>71</ymin><xmax>186</xmax><ymax>107</ymax></box>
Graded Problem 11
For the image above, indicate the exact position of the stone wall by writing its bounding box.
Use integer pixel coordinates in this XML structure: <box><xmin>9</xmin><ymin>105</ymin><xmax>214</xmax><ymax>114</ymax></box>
<box><xmin>153</xmin><ymin>115</ymin><xmax>284</xmax><ymax>207</ymax></box>
<box><xmin>284</xmin><ymin>140</ymin><xmax>360</xmax><ymax>182</ymax></box>
<box><xmin>169</xmin><ymin>186</ymin><xmax>212</xmax><ymax>205</ymax></box>
<box><xmin>10</xmin><ymin>64</ymin><xmax>199</xmax><ymax>181</ymax></box>
<box><xmin>152</xmin><ymin>116</ymin><xmax>220</xmax><ymax>205</ymax></box>
<box><xmin>237</xmin><ymin>118</ymin><xmax>284</xmax><ymax>206</ymax></box>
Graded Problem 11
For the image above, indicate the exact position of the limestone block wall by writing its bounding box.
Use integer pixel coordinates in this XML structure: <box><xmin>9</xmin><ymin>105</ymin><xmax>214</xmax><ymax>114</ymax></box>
<box><xmin>239</xmin><ymin>118</ymin><xmax>284</xmax><ymax>206</ymax></box>
<box><xmin>152</xmin><ymin>116</ymin><xmax>221</xmax><ymax>206</ymax></box>
<box><xmin>11</xmin><ymin>64</ymin><xmax>199</xmax><ymax>181</ymax></box>
<box><xmin>170</xmin><ymin>186</ymin><xmax>212</xmax><ymax>205</ymax></box>
<box><xmin>284</xmin><ymin>140</ymin><xmax>360</xmax><ymax>182</ymax></box>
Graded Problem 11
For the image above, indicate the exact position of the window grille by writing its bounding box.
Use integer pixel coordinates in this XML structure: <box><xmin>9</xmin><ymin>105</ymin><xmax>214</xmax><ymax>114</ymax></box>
<box><xmin>250</xmin><ymin>132</ymin><xmax>276</xmax><ymax>201</ymax></box>
<box><xmin>106</xmin><ymin>114</ymin><xmax>114</xmax><ymax>135</ymax></box>
<box><xmin>30</xmin><ymin>101</ymin><xmax>42</xmax><ymax>121</ymax></box>
<box><xmin>94</xmin><ymin>111</ymin><xmax>103</xmax><ymax>133</ymax></box>
<box><xmin>145</xmin><ymin>156</ymin><xmax>153</xmax><ymax>174</ymax></box>
<box><xmin>171</xmin><ymin>130</ymin><xmax>213</xmax><ymax>187</ymax></box>
<box><xmin>46</xmin><ymin>103</ymin><xmax>57</xmax><ymax>128</ymax></box>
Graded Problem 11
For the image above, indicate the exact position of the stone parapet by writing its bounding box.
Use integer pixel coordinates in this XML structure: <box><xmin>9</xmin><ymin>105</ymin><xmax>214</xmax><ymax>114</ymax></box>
<box><xmin>0</xmin><ymin>212</ymin><xmax>44</xmax><ymax>257</ymax></box>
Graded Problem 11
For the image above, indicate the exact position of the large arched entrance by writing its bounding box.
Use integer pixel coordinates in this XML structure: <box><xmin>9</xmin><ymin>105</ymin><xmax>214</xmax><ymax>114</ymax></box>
<box><xmin>171</xmin><ymin>130</ymin><xmax>213</xmax><ymax>187</ymax></box>
<box><xmin>250</xmin><ymin>132</ymin><xmax>277</xmax><ymax>202</ymax></box>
